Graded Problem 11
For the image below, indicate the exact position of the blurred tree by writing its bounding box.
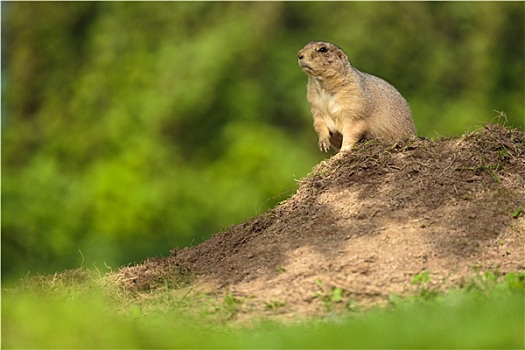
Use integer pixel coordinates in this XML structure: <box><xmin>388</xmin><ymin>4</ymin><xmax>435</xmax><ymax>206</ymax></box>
<box><xmin>2</xmin><ymin>2</ymin><xmax>523</xmax><ymax>279</ymax></box>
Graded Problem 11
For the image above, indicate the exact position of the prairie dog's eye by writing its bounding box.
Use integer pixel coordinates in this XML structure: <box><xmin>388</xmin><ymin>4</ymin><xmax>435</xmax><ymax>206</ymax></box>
<box><xmin>318</xmin><ymin>46</ymin><xmax>328</xmax><ymax>53</ymax></box>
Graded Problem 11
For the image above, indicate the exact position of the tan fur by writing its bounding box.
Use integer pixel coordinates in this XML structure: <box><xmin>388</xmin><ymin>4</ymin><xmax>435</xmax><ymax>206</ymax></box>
<box><xmin>298</xmin><ymin>41</ymin><xmax>416</xmax><ymax>153</ymax></box>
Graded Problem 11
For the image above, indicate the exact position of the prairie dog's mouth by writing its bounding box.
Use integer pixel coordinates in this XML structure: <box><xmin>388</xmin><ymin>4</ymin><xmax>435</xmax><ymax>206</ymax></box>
<box><xmin>299</xmin><ymin>62</ymin><xmax>314</xmax><ymax>72</ymax></box>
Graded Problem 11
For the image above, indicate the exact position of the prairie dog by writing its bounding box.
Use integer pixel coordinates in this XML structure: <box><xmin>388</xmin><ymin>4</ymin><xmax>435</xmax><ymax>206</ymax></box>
<box><xmin>297</xmin><ymin>41</ymin><xmax>416</xmax><ymax>153</ymax></box>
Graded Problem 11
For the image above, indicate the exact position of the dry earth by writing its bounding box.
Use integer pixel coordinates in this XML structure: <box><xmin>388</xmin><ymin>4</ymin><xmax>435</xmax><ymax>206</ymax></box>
<box><xmin>112</xmin><ymin>124</ymin><xmax>524</xmax><ymax>321</ymax></box>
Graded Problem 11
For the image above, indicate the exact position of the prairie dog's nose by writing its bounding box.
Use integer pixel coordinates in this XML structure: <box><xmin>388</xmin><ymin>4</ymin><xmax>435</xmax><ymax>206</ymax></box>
<box><xmin>298</xmin><ymin>52</ymin><xmax>304</xmax><ymax>60</ymax></box>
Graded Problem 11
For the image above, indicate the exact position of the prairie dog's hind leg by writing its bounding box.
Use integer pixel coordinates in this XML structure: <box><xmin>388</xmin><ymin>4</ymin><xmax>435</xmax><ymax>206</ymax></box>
<box><xmin>340</xmin><ymin>120</ymin><xmax>367</xmax><ymax>153</ymax></box>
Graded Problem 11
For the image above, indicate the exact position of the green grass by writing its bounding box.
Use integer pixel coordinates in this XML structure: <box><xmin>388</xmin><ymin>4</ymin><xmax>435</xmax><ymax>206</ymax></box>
<box><xmin>2</xmin><ymin>271</ymin><xmax>524</xmax><ymax>349</ymax></box>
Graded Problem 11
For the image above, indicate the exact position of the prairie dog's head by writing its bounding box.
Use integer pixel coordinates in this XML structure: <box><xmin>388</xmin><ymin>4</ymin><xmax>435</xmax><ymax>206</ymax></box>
<box><xmin>297</xmin><ymin>41</ymin><xmax>350</xmax><ymax>79</ymax></box>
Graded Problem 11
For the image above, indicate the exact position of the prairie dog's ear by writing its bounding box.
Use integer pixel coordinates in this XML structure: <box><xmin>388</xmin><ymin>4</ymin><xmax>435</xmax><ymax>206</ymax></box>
<box><xmin>335</xmin><ymin>48</ymin><xmax>348</xmax><ymax>61</ymax></box>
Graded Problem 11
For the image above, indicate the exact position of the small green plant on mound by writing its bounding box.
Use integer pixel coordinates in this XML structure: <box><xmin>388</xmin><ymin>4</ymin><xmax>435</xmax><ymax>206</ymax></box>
<box><xmin>313</xmin><ymin>279</ymin><xmax>355</xmax><ymax>313</ymax></box>
<box><xmin>222</xmin><ymin>293</ymin><xmax>244</xmax><ymax>318</ymax></box>
<box><xmin>411</xmin><ymin>270</ymin><xmax>435</xmax><ymax>298</ymax></box>
<box><xmin>464</xmin><ymin>266</ymin><xmax>525</xmax><ymax>295</ymax></box>
<box><xmin>265</xmin><ymin>300</ymin><xmax>286</xmax><ymax>310</ymax></box>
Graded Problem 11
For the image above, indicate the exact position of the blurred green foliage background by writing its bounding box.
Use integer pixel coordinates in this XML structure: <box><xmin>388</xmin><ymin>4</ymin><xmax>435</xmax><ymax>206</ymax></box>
<box><xmin>2</xmin><ymin>2</ymin><xmax>524</xmax><ymax>280</ymax></box>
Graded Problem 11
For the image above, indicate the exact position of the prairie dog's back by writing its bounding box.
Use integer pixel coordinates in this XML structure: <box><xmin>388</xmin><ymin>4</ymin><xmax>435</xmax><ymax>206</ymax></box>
<box><xmin>357</xmin><ymin>70</ymin><xmax>415</xmax><ymax>142</ymax></box>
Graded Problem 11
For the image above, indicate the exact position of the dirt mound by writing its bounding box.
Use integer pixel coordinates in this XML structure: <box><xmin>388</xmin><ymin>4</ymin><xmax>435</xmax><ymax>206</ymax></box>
<box><xmin>114</xmin><ymin>124</ymin><xmax>524</xmax><ymax>320</ymax></box>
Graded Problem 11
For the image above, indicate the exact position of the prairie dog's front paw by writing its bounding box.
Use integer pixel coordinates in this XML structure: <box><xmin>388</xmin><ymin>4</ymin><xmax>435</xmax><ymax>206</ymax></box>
<box><xmin>318</xmin><ymin>137</ymin><xmax>331</xmax><ymax>153</ymax></box>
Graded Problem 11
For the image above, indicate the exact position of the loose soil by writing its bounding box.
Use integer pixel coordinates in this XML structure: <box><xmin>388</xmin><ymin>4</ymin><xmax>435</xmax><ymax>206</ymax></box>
<box><xmin>112</xmin><ymin>124</ymin><xmax>525</xmax><ymax>321</ymax></box>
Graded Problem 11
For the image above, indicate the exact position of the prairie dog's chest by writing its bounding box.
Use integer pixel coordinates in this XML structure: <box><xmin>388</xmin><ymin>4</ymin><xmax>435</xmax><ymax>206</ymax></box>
<box><xmin>308</xmin><ymin>82</ymin><xmax>342</xmax><ymax>130</ymax></box>
<box><xmin>316</xmin><ymin>89</ymin><xmax>342</xmax><ymax>114</ymax></box>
